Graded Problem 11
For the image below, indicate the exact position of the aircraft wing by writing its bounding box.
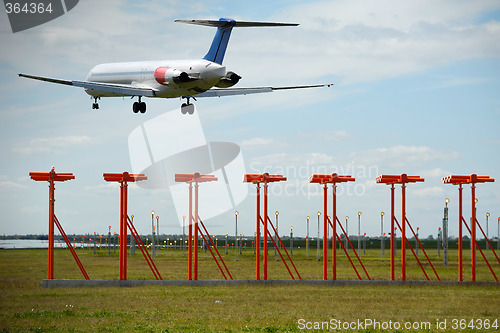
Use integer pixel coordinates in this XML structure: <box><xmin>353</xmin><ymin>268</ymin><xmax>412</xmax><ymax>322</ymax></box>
<box><xmin>72</xmin><ymin>81</ymin><xmax>157</xmax><ymax>97</ymax></box>
<box><xmin>196</xmin><ymin>84</ymin><xmax>333</xmax><ymax>98</ymax></box>
<box><xmin>18</xmin><ymin>73</ymin><xmax>73</xmax><ymax>86</ymax></box>
<box><xmin>18</xmin><ymin>73</ymin><xmax>157</xmax><ymax>97</ymax></box>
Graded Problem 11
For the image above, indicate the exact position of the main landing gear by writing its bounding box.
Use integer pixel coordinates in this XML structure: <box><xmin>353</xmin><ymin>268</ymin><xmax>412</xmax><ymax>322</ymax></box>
<box><xmin>181</xmin><ymin>96</ymin><xmax>195</xmax><ymax>115</ymax></box>
<box><xmin>92</xmin><ymin>97</ymin><xmax>100</xmax><ymax>109</ymax></box>
<box><xmin>133</xmin><ymin>96</ymin><xmax>147</xmax><ymax>114</ymax></box>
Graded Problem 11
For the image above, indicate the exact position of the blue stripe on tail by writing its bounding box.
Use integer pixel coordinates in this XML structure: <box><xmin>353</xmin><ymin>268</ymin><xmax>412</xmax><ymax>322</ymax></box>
<box><xmin>203</xmin><ymin>18</ymin><xmax>236</xmax><ymax>65</ymax></box>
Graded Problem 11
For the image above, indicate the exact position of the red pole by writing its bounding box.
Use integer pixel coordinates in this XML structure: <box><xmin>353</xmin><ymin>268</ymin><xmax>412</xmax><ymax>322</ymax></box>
<box><xmin>390</xmin><ymin>184</ymin><xmax>395</xmax><ymax>280</ymax></box>
<box><xmin>332</xmin><ymin>184</ymin><xmax>337</xmax><ymax>280</ymax></box>
<box><xmin>188</xmin><ymin>182</ymin><xmax>193</xmax><ymax>280</ymax></box>
<box><xmin>458</xmin><ymin>184</ymin><xmax>463</xmax><ymax>281</ymax></box>
<box><xmin>471</xmin><ymin>179</ymin><xmax>476</xmax><ymax>282</ymax></box>
<box><xmin>256</xmin><ymin>183</ymin><xmax>260</xmax><ymax>280</ymax></box>
<box><xmin>119</xmin><ymin>182</ymin><xmax>124</xmax><ymax>280</ymax></box>
<box><xmin>48</xmin><ymin>174</ymin><xmax>55</xmax><ymax>280</ymax></box>
<box><xmin>194</xmin><ymin>181</ymin><xmax>199</xmax><ymax>280</ymax></box>
<box><xmin>124</xmin><ymin>182</ymin><xmax>128</xmax><ymax>279</ymax></box>
<box><xmin>263</xmin><ymin>183</ymin><xmax>268</xmax><ymax>280</ymax></box>
<box><xmin>401</xmin><ymin>181</ymin><xmax>406</xmax><ymax>281</ymax></box>
<box><xmin>323</xmin><ymin>184</ymin><xmax>328</xmax><ymax>280</ymax></box>
<box><xmin>119</xmin><ymin>180</ymin><xmax>128</xmax><ymax>280</ymax></box>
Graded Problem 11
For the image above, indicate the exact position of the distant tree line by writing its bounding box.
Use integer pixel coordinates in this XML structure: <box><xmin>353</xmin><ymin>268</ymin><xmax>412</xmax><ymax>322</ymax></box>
<box><xmin>1</xmin><ymin>234</ymin><xmax>497</xmax><ymax>250</ymax></box>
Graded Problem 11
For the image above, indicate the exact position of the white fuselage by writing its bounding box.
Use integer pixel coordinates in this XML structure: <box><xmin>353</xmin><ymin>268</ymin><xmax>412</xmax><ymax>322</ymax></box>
<box><xmin>85</xmin><ymin>59</ymin><xmax>226</xmax><ymax>98</ymax></box>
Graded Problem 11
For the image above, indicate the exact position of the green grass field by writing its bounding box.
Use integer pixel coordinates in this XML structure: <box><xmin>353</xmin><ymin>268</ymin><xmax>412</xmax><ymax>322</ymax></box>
<box><xmin>0</xmin><ymin>247</ymin><xmax>499</xmax><ymax>332</ymax></box>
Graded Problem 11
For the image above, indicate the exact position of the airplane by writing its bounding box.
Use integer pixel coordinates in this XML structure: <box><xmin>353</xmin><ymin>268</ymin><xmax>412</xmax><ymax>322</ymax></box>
<box><xmin>19</xmin><ymin>18</ymin><xmax>332</xmax><ymax>114</ymax></box>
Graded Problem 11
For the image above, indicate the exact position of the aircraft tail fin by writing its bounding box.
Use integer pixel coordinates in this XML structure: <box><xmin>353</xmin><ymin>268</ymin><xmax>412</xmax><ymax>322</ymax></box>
<box><xmin>175</xmin><ymin>18</ymin><xmax>298</xmax><ymax>65</ymax></box>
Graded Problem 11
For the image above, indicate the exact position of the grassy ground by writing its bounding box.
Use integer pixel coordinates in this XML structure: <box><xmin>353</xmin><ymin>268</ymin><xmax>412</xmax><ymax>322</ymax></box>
<box><xmin>0</xmin><ymin>247</ymin><xmax>499</xmax><ymax>332</ymax></box>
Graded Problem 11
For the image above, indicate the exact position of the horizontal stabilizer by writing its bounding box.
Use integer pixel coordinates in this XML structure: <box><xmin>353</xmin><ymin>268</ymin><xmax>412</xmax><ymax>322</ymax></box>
<box><xmin>176</xmin><ymin>18</ymin><xmax>298</xmax><ymax>65</ymax></box>
<box><xmin>175</xmin><ymin>19</ymin><xmax>298</xmax><ymax>28</ymax></box>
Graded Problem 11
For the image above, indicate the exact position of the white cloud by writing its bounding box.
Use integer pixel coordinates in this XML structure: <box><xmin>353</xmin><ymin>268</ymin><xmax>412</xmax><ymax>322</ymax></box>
<box><xmin>21</xmin><ymin>204</ymin><xmax>45</xmax><ymax>215</ymax></box>
<box><xmin>0</xmin><ymin>176</ymin><xmax>29</xmax><ymax>193</ymax></box>
<box><xmin>240</xmin><ymin>137</ymin><xmax>289</xmax><ymax>150</ymax></box>
<box><xmin>247</xmin><ymin>152</ymin><xmax>382</xmax><ymax>182</ymax></box>
<box><xmin>0</xmin><ymin>180</ymin><xmax>27</xmax><ymax>191</ymax></box>
<box><xmin>362</xmin><ymin>178</ymin><xmax>379</xmax><ymax>190</ymax></box>
<box><xmin>297</xmin><ymin>130</ymin><xmax>351</xmax><ymax>141</ymax></box>
<box><xmin>249</xmin><ymin>152</ymin><xmax>338</xmax><ymax>171</ymax></box>
<box><xmin>11</xmin><ymin>135</ymin><xmax>92</xmax><ymax>155</ymax></box>
<box><xmin>419</xmin><ymin>168</ymin><xmax>452</xmax><ymax>180</ymax></box>
<box><xmin>82</xmin><ymin>183</ymin><xmax>131</xmax><ymax>195</ymax></box>
<box><xmin>349</xmin><ymin>145</ymin><xmax>460</xmax><ymax>168</ymax></box>
<box><xmin>249</xmin><ymin>0</ymin><xmax>500</xmax><ymax>84</ymax></box>
<box><xmin>83</xmin><ymin>183</ymin><xmax>116</xmax><ymax>191</ymax></box>
<box><xmin>413</xmin><ymin>186</ymin><xmax>445</xmax><ymax>198</ymax></box>
<box><xmin>281</xmin><ymin>0</ymin><xmax>500</xmax><ymax>32</ymax></box>
<box><xmin>433</xmin><ymin>77</ymin><xmax>490</xmax><ymax>89</ymax></box>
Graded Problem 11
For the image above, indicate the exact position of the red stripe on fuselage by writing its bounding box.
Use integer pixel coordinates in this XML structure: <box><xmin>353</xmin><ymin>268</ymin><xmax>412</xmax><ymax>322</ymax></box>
<box><xmin>154</xmin><ymin>67</ymin><xmax>170</xmax><ymax>85</ymax></box>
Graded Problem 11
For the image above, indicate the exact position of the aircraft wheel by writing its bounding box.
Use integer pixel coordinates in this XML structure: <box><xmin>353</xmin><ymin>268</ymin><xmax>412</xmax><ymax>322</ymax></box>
<box><xmin>181</xmin><ymin>103</ymin><xmax>188</xmax><ymax>114</ymax></box>
<box><xmin>180</xmin><ymin>103</ymin><xmax>195</xmax><ymax>114</ymax></box>
<box><xmin>133</xmin><ymin>102</ymin><xmax>139</xmax><ymax>113</ymax></box>
<box><xmin>139</xmin><ymin>102</ymin><xmax>146</xmax><ymax>113</ymax></box>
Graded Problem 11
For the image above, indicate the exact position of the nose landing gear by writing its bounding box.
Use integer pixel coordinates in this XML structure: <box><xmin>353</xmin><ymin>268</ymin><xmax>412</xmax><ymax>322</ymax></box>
<box><xmin>92</xmin><ymin>97</ymin><xmax>100</xmax><ymax>109</ymax></box>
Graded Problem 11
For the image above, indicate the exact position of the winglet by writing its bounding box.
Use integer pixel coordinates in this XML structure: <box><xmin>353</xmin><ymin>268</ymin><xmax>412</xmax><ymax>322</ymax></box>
<box><xmin>175</xmin><ymin>18</ymin><xmax>299</xmax><ymax>65</ymax></box>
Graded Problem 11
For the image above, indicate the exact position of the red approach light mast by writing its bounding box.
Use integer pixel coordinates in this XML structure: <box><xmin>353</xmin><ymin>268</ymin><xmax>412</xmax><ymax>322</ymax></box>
<box><xmin>376</xmin><ymin>174</ymin><xmax>425</xmax><ymax>281</ymax></box>
<box><xmin>103</xmin><ymin>172</ymin><xmax>147</xmax><ymax>280</ymax></box>
<box><xmin>175</xmin><ymin>173</ymin><xmax>218</xmax><ymax>280</ymax></box>
<box><xmin>30</xmin><ymin>169</ymin><xmax>78</xmax><ymax>280</ymax></box>
<box><xmin>443</xmin><ymin>174</ymin><xmax>495</xmax><ymax>282</ymax></box>
<box><xmin>310</xmin><ymin>174</ymin><xmax>356</xmax><ymax>280</ymax></box>
<box><xmin>244</xmin><ymin>173</ymin><xmax>287</xmax><ymax>280</ymax></box>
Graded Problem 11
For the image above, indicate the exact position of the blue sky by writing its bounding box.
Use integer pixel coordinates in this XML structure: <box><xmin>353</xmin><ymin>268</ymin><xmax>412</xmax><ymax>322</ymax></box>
<box><xmin>0</xmin><ymin>0</ymin><xmax>499</xmax><ymax>240</ymax></box>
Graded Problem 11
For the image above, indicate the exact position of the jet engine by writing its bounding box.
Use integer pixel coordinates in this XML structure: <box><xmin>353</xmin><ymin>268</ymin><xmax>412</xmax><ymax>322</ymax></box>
<box><xmin>215</xmin><ymin>71</ymin><xmax>241</xmax><ymax>88</ymax></box>
<box><xmin>154</xmin><ymin>67</ymin><xmax>193</xmax><ymax>85</ymax></box>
